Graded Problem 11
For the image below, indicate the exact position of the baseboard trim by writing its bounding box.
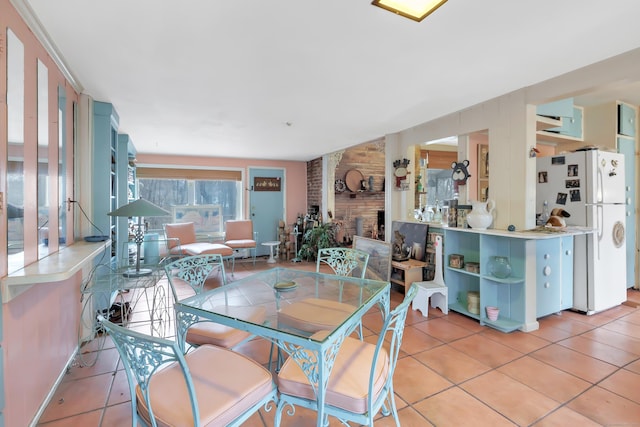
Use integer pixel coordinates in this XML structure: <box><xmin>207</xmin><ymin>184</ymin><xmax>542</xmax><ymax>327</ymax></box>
<box><xmin>30</xmin><ymin>345</ymin><xmax>79</xmax><ymax>427</ymax></box>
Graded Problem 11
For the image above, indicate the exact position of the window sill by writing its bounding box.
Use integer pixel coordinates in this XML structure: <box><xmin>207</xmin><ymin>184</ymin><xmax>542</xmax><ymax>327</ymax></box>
<box><xmin>2</xmin><ymin>240</ymin><xmax>110</xmax><ymax>303</ymax></box>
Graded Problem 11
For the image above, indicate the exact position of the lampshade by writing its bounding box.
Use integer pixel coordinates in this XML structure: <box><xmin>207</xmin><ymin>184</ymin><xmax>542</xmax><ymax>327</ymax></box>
<box><xmin>108</xmin><ymin>198</ymin><xmax>169</xmax><ymax>278</ymax></box>
<box><xmin>107</xmin><ymin>198</ymin><xmax>170</xmax><ymax>218</ymax></box>
<box><xmin>371</xmin><ymin>0</ymin><xmax>447</xmax><ymax>22</ymax></box>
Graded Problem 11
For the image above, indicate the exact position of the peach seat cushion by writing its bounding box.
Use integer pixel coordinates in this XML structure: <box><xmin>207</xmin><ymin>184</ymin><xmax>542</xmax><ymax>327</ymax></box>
<box><xmin>277</xmin><ymin>331</ymin><xmax>389</xmax><ymax>414</ymax></box>
<box><xmin>180</xmin><ymin>242</ymin><xmax>233</xmax><ymax>257</ymax></box>
<box><xmin>277</xmin><ymin>298</ymin><xmax>356</xmax><ymax>333</ymax></box>
<box><xmin>136</xmin><ymin>344</ymin><xmax>274</xmax><ymax>426</ymax></box>
<box><xmin>165</xmin><ymin>222</ymin><xmax>233</xmax><ymax>256</ymax></box>
<box><xmin>186</xmin><ymin>305</ymin><xmax>267</xmax><ymax>348</ymax></box>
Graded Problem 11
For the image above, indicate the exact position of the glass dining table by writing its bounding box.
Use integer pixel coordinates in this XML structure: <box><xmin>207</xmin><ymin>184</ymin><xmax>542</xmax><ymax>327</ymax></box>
<box><xmin>174</xmin><ymin>267</ymin><xmax>391</xmax><ymax>426</ymax></box>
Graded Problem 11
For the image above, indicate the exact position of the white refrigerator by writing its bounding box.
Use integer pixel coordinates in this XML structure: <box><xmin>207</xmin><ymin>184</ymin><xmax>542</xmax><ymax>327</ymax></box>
<box><xmin>536</xmin><ymin>149</ymin><xmax>627</xmax><ymax>314</ymax></box>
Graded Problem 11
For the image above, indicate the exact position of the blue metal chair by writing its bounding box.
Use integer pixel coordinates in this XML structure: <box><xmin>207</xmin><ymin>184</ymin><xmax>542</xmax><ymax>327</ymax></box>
<box><xmin>98</xmin><ymin>316</ymin><xmax>277</xmax><ymax>427</ymax></box>
<box><xmin>274</xmin><ymin>283</ymin><xmax>418</xmax><ymax>427</ymax></box>
<box><xmin>277</xmin><ymin>247</ymin><xmax>370</xmax><ymax>339</ymax></box>
<box><xmin>316</xmin><ymin>247</ymin><xmax>370</xmax><ymax>278</ymax></box>
<box><xmin>273</xmin><ymin>248</ymin><xmax>371</xmax><ymax>370</ymax></box>
<box><xmin>164</xmin><ymin>254</ymin><xmax>266</xmax><ymax>350</ymax></box>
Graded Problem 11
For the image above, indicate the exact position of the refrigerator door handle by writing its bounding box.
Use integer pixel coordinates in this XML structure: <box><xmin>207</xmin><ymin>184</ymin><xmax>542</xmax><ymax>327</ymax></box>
<box><xmin>596</xmin><ymin>204</ymin><xmax>603</xmax><ymax>260</ymax></box>
<box><xmin>597</xmin><ymin>162</ymin><xmax>603</xmax><ymax>203</ymax></box>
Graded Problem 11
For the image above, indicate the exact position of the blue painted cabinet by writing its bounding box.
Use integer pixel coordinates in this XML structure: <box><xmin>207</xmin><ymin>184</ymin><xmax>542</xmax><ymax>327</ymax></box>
<box><xmin>619</xmin><ymin>137</ymin><xmax>637</xmax><ymax>288</ymax></box>
<box><xmin>618</xmin><ymin>103</ymin><xmax>636</xmax><ymax>137</ymax></box>
<box><xmin>444</xmin><ymin>229</ymin><xmax>526</xmax><ymax>332</ymax></box>
<box><xmin>537</xmin><ymin>99</ymin><xmax>583</xmax><ymax>142</ymax></box>
<box><xmin>543</xmin><ymin>107</ymin><xmax>583</xmax><ymax>138</ymax></box>
<box><xmin>444</xmin><ymin>229</ymin><xmax>574</xmax><ymax>332</ymax></box>
<box><xmin>537</xmin><ymin>98</ymin><xmax>574</xmax><ymax>118</ymax></box>
<box><xmin>92</xmin><ymin>101</ymin><xmax>120</xmax><ymax>265</ymax></box>
<box><xmin>536</xmin><ymin>236</ymin><xmax>573</xmax><ymax>317</ymax></box>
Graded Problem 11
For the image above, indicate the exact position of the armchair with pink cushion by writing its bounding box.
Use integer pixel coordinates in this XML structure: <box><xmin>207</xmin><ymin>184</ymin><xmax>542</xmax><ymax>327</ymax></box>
<box><xmin>164</xmin><ymin>222</ymin><xmax>233</xmax><ymax>259</ymax></box>
<box><xmin>224</xmin><ymin>220</ymin><xmax>258</xmax><ymax>274</ymax></box>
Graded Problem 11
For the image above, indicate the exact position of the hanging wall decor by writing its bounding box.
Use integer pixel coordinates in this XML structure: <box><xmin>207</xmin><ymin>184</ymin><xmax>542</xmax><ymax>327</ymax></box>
<box><xmin>451</xmin><ymin>160</ymin><xmax>471</xmax><ymax>185</ymax></box>
<box><xmin>254</xmin><ymin>177</ymin><xmax>281</xmax><ymax>191</ymax></box>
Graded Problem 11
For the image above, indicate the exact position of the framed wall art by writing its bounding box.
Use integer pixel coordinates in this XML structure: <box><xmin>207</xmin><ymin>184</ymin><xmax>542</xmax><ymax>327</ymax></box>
<box><xmin>254</xmin><ymin>177</ymin><xmax>281</xmax><ymax>191</ymax></box>
<box><xmin>172</xmin><ymin>204</ymin><xmax>223</xmax><ymax>235</ymax></box>
<box><xmin>353</xmin><ymin>236</ymin><xmax>392</xmax><ymax>282</ymax></box>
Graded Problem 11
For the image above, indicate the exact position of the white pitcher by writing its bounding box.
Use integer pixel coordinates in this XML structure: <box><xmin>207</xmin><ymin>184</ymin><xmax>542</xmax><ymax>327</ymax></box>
<box><xmin>467</xmin><ymin>199</ymin><xmax>495</xmax><ymax>230</ymax></box>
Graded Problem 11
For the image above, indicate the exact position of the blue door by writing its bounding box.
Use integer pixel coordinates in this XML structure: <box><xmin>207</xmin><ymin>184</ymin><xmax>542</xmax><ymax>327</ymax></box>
<box><xmin>619</xmin><ymin>137</ymin><xmax>637</xmax><ymax>288</ymax></box>
<box><xmin>249</xmin><ymin>168</ymin><xmax>285</xmax><ymax>257</ymax></box>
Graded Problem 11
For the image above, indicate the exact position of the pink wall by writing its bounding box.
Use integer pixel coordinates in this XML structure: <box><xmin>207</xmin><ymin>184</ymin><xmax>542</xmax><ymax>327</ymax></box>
<box><xmin>4</xmin><ymin>274</ymin><xmax>83</xmax><ymax>426</ymax></box>
<box><xmin>2</xmin><ymin>1</ymin><xmax>81</xmax><ymax>425</ymax></box>
<box><xmin>137</xmin><ymin>153</ymin><xmax>308</xmax><ymax>225</ymax></box>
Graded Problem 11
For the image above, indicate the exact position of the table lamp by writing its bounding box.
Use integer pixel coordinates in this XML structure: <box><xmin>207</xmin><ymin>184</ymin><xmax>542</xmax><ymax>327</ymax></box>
<box><xmin>108</xmin><ymin>198</ymin><xmax>170</xmax><ymax>277</ymax></box>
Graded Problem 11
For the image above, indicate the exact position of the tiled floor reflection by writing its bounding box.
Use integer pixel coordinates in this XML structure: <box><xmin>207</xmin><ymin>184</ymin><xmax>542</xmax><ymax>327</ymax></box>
<box><xmin>38</xmin><ymin>257</ymin><xmax>640</xmax><ymax>426</ymax></box>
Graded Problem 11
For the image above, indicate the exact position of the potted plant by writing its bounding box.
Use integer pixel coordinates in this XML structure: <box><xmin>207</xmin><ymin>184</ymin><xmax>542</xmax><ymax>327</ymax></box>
<box><xmin>298</xmin><ymin>222</ymin><xmax>337</xmax><ymax>261</ymax></box>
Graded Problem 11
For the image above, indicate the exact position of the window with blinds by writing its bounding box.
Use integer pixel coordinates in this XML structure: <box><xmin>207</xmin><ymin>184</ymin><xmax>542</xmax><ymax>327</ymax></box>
<box><xmin>136</xmin><ymin>167</ymin><xmax>243</xmax><ymax>232</ymax></box>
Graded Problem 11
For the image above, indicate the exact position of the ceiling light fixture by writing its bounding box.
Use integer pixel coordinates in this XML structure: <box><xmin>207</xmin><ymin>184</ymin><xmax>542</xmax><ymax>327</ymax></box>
<box><xmin>371</xmin><ymin>0</ymin><xmax>448</xmax><ymax>22</ymax></box>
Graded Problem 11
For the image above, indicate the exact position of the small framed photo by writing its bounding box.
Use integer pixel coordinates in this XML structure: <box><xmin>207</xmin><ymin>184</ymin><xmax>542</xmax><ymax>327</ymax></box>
<box><xmin>556</xmin><ymin>192</ymin><xmax>568</xmax><ymax>205</ymax></box>
<box><xmin>538</xmin><ymin>171</ymin><xmax>548</xmax><ymax>183</ymax></box>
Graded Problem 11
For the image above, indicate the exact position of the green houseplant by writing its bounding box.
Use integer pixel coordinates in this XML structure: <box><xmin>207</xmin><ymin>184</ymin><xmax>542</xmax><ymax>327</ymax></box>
<box><xmin>298</xmin><ymin>222</ymin><xmax>338</xmax><ymax>261</ymax></box>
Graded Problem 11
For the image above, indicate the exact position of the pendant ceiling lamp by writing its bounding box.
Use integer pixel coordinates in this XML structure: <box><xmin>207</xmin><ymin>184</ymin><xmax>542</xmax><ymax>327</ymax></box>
<box><xmin>371</xmin><ymin>0</ymin><xmax>448</xmax><ymax>22</ymax></box>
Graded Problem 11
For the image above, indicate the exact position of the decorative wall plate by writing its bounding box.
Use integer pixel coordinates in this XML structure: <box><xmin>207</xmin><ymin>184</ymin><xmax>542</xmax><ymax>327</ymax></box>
<box><xmin>345</xmin><ymin>169</ymin><xmax>364</xmax><ymax>192</ymax></box>
<box><xmin>335</xmin><ymin>179</ymin><xmax>346</xmax><ymax>193</ymax></box>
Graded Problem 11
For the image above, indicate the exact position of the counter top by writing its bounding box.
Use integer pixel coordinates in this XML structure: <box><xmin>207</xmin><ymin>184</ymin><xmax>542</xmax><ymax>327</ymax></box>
<box><xmin>408</xmin><ymin>219</ymin><xmax>593</xmax><ymax>239</ymax></box>
<box><xmin>2</xmin><ymin>240</ymin><xmax>111</xmax><ymax>303</ymax></box>
<box><xmin>443</xmin><ymin>226</ymin><xmax>594</xmax><ymax>239</ymax></box>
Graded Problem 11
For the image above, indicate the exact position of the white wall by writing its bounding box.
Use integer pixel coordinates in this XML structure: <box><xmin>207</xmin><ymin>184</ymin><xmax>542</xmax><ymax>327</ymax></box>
<box><xmin>388</xmin><ymin>47</ymin><xmax>640</xmax><ymax>231</ymax></box>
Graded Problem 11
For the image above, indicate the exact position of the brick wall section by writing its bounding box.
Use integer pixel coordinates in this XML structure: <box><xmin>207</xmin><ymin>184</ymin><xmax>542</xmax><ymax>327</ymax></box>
<box><xmin>306</xmin><ymin>139</ymin><xmax>385</xmax><ymax>242</ymax></box>
<box><xmin>306</xmin><ymin>157</ymin><xmax>323</xmax><ymax>216</ymax></box>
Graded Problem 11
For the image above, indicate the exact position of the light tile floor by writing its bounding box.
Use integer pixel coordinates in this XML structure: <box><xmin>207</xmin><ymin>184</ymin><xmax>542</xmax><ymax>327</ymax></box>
<box><xmin>38</xmin><ymin>257</ymin><xmax>640</xmax><ymax>426</ymax></box>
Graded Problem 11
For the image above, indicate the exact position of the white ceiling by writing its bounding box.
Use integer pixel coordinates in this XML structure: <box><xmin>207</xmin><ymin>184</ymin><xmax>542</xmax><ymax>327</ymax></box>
<box><xmin>20</xmin><ymin>0</ymin><xmax>640</xmax><ymax>161</ymax></box>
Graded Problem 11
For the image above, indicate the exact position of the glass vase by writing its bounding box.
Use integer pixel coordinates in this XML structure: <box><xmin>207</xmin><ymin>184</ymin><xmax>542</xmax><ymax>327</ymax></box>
<box><xmin>488</xmin><ymin>256</ymin><xmax>511</xmax><ymax>279</ymax></box>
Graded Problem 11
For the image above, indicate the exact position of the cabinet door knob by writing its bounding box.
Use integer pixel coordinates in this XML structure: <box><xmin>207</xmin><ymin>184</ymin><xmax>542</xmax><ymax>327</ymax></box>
<box><xmin>544</xmin><ymin>282</ymin><xmax>550</xmax><ymax>288</ymax></box>
<box><xmin>543</xmin><ymin>266</ymin><xmax>552</xmax><ymax>276</ymax></box>
<box><xmin>544</xmin><ymin>253</ymin><xmax>550</xmax><ymax>259</ymax></box>
<box><xmin>565</xmin><ymin>250</ymin><xmax>572</xmax><ymax>255</ymax></box>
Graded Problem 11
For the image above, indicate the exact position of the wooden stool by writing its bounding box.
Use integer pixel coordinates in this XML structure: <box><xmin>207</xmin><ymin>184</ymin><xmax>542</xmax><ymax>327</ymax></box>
<box><xmin>412</xmin><ymin>235</ymin><xmax>447</xmax><ymax>317</ymax></box>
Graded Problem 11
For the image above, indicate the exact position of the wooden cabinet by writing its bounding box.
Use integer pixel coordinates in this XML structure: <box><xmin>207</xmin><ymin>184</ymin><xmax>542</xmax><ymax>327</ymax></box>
<box><xmin>444</xmin><ymin>228</ymin><xmax>574</xmax><ymax>332</ymax></box>
<box><xmin>390</xmin><ymin>259</ymin><xmax>427</xmax><ymax>292</ymax></box>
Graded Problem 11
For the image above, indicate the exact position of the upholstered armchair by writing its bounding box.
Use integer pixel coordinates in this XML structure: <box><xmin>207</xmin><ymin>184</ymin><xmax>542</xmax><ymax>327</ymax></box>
<box><xmin>224</xmin><ymin>220</ymin><xmax>257</xmax><ymax>274</ymax></box>
<box><xmin>164</xmin><ymin>222</ymin><xmax>233</xmax><ymax>259</ymax></box>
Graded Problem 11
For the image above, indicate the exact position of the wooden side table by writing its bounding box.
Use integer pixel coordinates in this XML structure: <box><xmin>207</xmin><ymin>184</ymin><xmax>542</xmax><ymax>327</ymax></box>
<box><xmin>390</xmin><ymin>259</ymin><xmax>427</xmax><ymax>292</ymax></box>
